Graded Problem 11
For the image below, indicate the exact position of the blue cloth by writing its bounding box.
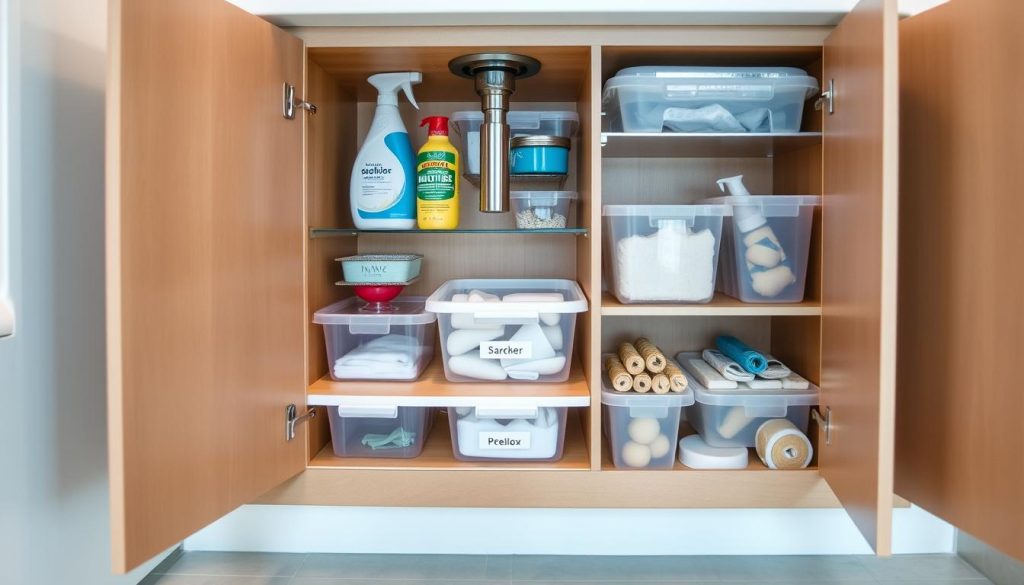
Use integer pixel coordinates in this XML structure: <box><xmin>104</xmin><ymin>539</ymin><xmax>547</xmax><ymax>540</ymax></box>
<box><xmin>715</xmin><ymin>335</ymin><xmax>767</xmax><ymax>374</ymax></box>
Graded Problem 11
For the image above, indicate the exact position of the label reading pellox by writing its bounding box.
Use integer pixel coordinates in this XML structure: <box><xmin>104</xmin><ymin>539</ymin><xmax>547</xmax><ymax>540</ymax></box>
<box><xmin>479</xmin><ymin>432</ymin><xmax>532</xmax><ymax>450</ymax></box>
<box><xmin>479</xmin><ymin>341</ymin><xmax>532</xmax><ymax>360</ymax></box>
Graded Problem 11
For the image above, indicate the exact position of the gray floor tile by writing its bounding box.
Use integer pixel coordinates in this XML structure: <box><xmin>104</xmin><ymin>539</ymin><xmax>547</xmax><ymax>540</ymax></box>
<box><xmin>874</xmin><ymin>581</ymin><xmax>994</xmax><ymax>585</ymax></box>
<box><xmin>290</xmin><ymin>580</ymin><xmax>505</xmax><ymax>585</ymax></box>
<box><xmin>141</xmin><ymin>575</ymin><xmax>290</xmax><ymax>585</ymax></box>
<box><xmin>859</xmin><ymin>554</ymin><xmax>987</xmax><ymax>581</ymax></box>
<box><xmin>295</xmin><ymin>553</ymin><xmax>489</xmax><ymax>580</ymax></box>
<box><xmin>154</xmin><ymin>552</ymin><xmax>306</xmax><ymax>577</ymax></box>
<box><xmin>485</xmin><ymin>555</ymin><xmax>720</xmax><ymax>581</ymax></box>
<box><xmin>709</xmin><ymin>555</ymin><xmax>873</xmax><ymax>582</ymax></box>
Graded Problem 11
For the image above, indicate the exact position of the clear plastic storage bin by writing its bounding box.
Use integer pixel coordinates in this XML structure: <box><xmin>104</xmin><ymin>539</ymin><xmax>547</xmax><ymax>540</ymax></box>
<box><xmin>313</xmin><ymin>297</ymin><xmax>435</xmax><ymax>381</ymax></box>
<box><xmin>323</xmin><ymin>404</ymin><xmax>435</xmax><ymax>459</ymax></box>
<box><xmin>601</xmin><ymin>367</ymin><xmax>694</xmax><ymax>469</ymax></box>
<box><xmin>425</xmin><ymin>279</ymin><xmax>588</xmax><ymax>383</ymax></box>
<box><xmin>681</xmin><ymin>362</ymin><xmax>818</xmax><ymax>448</ymax></box>
<box><xmin>447</xmin><ymin>405</ymin><xmax>568</xmax><ymax>462</ymax></box>
<box><xmin>603</xmin><ymin>205</ymin><xmax>729</xmax><ymax>304</ymax></box>
<box><xmin>602</xmin><ymin>66</ymin><xmax>819</xmax><ymax>133</ymax></box>
<box><xmin>708</xmin><ymin>195</ymin><xmax>820</xmax><ymax>303</ymax></box>
<box><xmin>511</xmin><ymin>191</ymin><xmax>577</xmax><ymax>229</ymax></box>
<box><xmin>450</xmin><ymin>111</ymin><xmax>579</xmax><ymax>178</ymax></box>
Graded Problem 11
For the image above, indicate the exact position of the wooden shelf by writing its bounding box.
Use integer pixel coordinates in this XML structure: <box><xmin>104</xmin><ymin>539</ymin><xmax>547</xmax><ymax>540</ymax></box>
<box><xmin>308</xmin><ymin>359</ymin><xmax>591</xmax><ymax>408</ymax></box>
<box><xmin>601</xmin><ymin>292</ymin><xmax>822</xmax><ymax>317</ymax></box>
<box><xmin>310</xmin><ymin>227</ymin><xmax>588</xmax><ymax>238</ymax></box>
<box><xmin>601</xmin><ymin>132</ymin><xmax>822</xmax><ymax>158</ymax></box>
<box><xmin>307</xmin><ymin>410</ymin><xmax>592</xmax><ymax>471</ymax></box>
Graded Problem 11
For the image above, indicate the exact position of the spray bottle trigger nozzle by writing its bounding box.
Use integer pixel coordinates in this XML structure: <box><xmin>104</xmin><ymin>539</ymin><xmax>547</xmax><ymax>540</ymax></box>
<box><xmin>401</xmin><ymin>80</ymin><xmax>420</xmax><ymax>110</ymax></box>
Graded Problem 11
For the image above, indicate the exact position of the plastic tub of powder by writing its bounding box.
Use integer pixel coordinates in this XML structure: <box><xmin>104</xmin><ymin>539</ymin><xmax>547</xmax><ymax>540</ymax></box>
<box><xmin>511</xmin><ymin>191</ymin><xmax>577</xmax><ymax>229</ymax></box>
<box><xmin>603</xmin><ymin>204</ymin><xmax>729</xmax><ymax>303</ymax></box>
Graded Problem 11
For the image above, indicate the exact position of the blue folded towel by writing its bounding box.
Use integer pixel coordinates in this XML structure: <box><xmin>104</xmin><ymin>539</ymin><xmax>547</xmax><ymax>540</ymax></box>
<box><xmin>715</xmin><ymin>335</ymin><xmax>767</xmax><ymax>374</ymax></box>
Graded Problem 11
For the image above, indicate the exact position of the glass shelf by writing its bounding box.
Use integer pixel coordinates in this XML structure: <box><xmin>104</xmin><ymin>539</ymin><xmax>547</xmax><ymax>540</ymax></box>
<box><xmin>310</xmin><ymin>227</ymin><xmax>588</xmax><ymax>238</ymax></box>
<box><xmin>601</xmin><ymin>132</ymin><xmax>822</xmax><ymax>158</ymax></box>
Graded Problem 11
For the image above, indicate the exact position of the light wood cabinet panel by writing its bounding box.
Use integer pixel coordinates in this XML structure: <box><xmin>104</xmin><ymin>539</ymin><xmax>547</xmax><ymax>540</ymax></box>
<box><xmin>819</xmin><ymin>0</ymin><xmax>899</xmax><ymax>555</ymax></box>
<box><xmin>897</xmin><ymin>0</ymin><xmax>1024</xmax><ymax>562</ymax></box>
<box><xmin>106</xmin><ymin>0</ymin><xmax>306</xmax><ymax>571</ymax></box>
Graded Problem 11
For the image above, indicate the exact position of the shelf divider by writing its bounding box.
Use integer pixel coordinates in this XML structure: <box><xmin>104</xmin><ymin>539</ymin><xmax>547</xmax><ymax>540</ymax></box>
<box><xmin>601</xmin><ymin>292</ymin><xmax>822</xmax><ymax>317</ymax></box>
<box><xmin>601</xmin><ymin>132</ymin><xmax>822</xmax><ymax>158</ymax></box>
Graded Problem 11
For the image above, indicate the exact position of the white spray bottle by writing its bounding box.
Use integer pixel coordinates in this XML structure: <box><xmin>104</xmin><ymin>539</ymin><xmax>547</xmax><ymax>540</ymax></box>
<box><xmin>351</xmin><ymin>72</ymin><xmax>422</xmax><ymax>230</ymax></box>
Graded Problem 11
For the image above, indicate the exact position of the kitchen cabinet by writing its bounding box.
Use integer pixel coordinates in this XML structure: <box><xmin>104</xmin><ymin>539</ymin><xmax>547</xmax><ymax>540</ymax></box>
<box><xmin>105</xmin><ymin>0</ymin><xmax>1015</xmax><ymax>573</ymax></box>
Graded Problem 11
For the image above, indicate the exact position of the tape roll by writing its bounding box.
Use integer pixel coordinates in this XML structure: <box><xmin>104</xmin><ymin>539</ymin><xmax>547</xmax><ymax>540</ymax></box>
<box><xmin>755</xmin><ymin>419</ymin><xmax>812</xmax><ymax>470</ymax></box>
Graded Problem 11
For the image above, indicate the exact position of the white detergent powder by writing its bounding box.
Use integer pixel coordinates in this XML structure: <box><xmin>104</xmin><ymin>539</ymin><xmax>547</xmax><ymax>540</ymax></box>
<box><xmin>615</xmin><ymin>221</ymin><xmax>716</xmax><ymax>302</ymax></box>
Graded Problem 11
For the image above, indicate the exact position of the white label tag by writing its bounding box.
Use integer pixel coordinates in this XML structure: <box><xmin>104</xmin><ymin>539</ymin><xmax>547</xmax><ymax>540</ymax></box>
<box><xmin>479</xmin><ymin>341</ymin><xmax>532</xmax><ymax>360</ymax></box>
<box><xmin>479</xmin><ymin>432</ymin><xmax>532</xmax><ymax>450</ymax></box>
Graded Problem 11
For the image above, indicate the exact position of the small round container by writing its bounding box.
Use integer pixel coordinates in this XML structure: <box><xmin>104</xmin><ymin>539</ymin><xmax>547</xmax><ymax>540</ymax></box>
<box><xmin>510</xmin><ymin>135</ymin><xmax>571</xmax><ymax>175</ymax></box>
<box><xmin>511</xmin><ymin>191</ymin><xmax>577</xmax><ymax>229</ymax></box>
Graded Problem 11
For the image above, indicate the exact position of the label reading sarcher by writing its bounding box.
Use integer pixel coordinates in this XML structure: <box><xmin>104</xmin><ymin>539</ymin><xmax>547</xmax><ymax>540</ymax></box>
<box><xmin>479</xmin><ymin>341</ymin><xmax>532</xmax><ymax>360</ymax></box>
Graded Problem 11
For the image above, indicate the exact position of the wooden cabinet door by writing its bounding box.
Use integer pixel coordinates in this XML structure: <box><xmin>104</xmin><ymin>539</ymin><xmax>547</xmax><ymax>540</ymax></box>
<box><xmin>106</xmin><ymin>0</ymin><xmax>306</xmax><ymax>572</ymax></box>
<box><xmin>897</xmin><ymin>0</ymin><xmax>1024</xmax><ymax>561</ymax></box>
<box><xmin>820</xmin><ymin>0</ymin><xmax>900</xmax><ymax>555</ymax></box>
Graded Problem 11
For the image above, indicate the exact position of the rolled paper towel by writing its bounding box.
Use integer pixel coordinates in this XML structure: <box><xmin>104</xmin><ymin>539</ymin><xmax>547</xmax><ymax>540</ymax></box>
<box><xmin>663</xmin><ymin>360</ymin><xmax>688</xmax><ymax>393</ymax></box>
<box><xmin>651</xmin><ymin>373</ymin><xmax>671</xmax><ymax>394</ymax></box>
<box><xmin>635</xmin><ymin>337</ymin><xmax>667</xmax><ymax>373</ymax></box>
<box><xmin>617</xmin><ymin>342</ymin><xmax>645</xmax><ymax>375</ymax></box>
<box><xmin>755</xmin><ymin>418</ymin><xmax>813</xmax><ymax>470</ymax></box>
<box><xmin>505</xmin><ymin>354</ymin><xmax>567</xmax><ymax>379</ymax></box>
<box><xmin>542</xmin><ymin>325</ymin><xmax>564</xmax><ymax>350</ymax></box>
<box><xmin>604</xmin><ymin>354</ymin><xmax>633</xmax><ymax>392</ymax></box>
<box><xmin>448</xmin><ymin>354</ymin><xmax>508</xmax><ymax>381</ymax></box>
<box><xmin>500</xmin><ymin>324</ymin><xmax>555</xmax><ymax>368</ymax></box>
<box><xmin>751</xmin><ymin>264</ymin><xmax>797</xmax><ymax>297</ymax></box>
<box><xmin>715</xmin><ymin>335</ymin><xmax>767</xmax><ymax>374</ymax></box>
<box><xmin>446</xmin><ymin>327</ymin><xmax>506</xmax><ymax>356</ymax></box>
<box><xmin>718</xmin><ymin>405</ymin><xmax>753</xmax><ymax>440</ymax></box>
<box><xmin>632</xmin><ymin>372</ymin><xmax>652</xmax><ymax>393</ymax></box>
<box><xmin>702</xmin><ymin>348</ymin><xmax>755</xmax><ymax>382</ymax></box>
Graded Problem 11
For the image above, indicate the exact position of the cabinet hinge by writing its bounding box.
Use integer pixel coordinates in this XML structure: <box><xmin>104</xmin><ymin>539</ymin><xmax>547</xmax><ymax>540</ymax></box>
<box><xmin>812</xmin><ymin>406</ymin><xmax>832</xmax><ymax>446</ymax></box>
<box><xmin>283</xmin><ymin>83</ymin><xmax>318</xmax><ymax>120</ymax></box>
<box><xmin>815</xmin><ymin>79</ymin><xmax>835</xmax><ymax>115</ymax></box>
<box><xmin>285</xmin><ymin>404</ymin><xmax>317</xmax><ymax>441</ymax></box>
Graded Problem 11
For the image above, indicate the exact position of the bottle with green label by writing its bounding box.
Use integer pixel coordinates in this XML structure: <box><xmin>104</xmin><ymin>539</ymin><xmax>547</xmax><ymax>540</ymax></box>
<box><xmin>416</xmin><ymin>116</ymin><xmax>459</xmax><ymax>230</ymax></box>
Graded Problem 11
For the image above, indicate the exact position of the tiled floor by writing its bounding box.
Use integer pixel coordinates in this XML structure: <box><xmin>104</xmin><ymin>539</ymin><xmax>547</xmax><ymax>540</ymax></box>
<box><xmin>142</xmin><ymin>551</ymin><xmax>994</xmax><ymax>585</ymax></box>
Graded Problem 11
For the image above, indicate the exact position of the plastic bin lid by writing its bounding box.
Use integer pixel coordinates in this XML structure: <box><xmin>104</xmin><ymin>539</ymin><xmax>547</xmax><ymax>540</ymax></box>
<box><xmin>511</xmin><ymin>190</ymin><xmax>577</xmax><ymax>200</ymax></box>
<box><xmin>313</xmin><ymin>296</ymin><xmax>436</xmax><ymax>325</ymax></box>
<box><xmin>450</xmin><ymin>110</ymin><xmax>579</xmax><ymax>132</ymax></box>
<box><xmin>676</xmin><ymin>352</ymin><xmax>819</xmax><ymax>408</ymax></box>
<box><xmin>602</xmin><ymin>204</ymin><xmax>730</xmax><ymax>217</ymax></box>
<box><xmin>705</xmin><ymin>195</ymin><xmax>821</xmax><ymax>217</ymax></box>
<box><xmin>599</xmin><ymin>365</ymin><xmax>694</xmax><ymax>407</ymax></box>
<box><xmin>425</xmin><ymin>279</ymin><xmax>588</xmax><ymax>314</ymax></box>
<box><xmin>613</xmin><ymin>66</ymin><xmax>814</xmax><ymax>79</ymax></box>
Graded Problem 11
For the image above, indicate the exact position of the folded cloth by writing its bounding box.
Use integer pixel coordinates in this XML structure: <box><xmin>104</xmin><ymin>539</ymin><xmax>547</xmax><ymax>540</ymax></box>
<box><xmin>757</xmin><ymin>354</ymin><xmax>793</xmax><ymax>380</ymax></box>
<box><xmin>361</xmin><ymin>427</ymin><xmax>416</xmax><ymax>450</ymax></box>
<box><xmin>735</xmin><ymin>107</ymin><xmax>771</xmax><ymax>132</ymax></box>
<box><xmin>702</xmin><ymin>349</ymin><xmax>754</xmax><ymax>382</ymax></box>
<box><xmin>663</xmin><ymin>104</ymin><xmax>745</xmax><ymax>133</ymax></box>
<box><xmin>334</xmin><ymin>335</ymin><xmax>424</xmax><ymax>379</ymax></box>
<box><xmin>715</xmin><ymin>335</ymin><xmax>767</xmax><ymax>374</ymax></box>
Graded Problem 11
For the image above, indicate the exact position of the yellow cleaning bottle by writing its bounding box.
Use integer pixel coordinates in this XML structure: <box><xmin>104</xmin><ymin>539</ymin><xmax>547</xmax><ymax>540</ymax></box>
<box><xmin>416</xmin><ymin>116</ymin><xmax>459</xmax><ymax>230</ymax></box>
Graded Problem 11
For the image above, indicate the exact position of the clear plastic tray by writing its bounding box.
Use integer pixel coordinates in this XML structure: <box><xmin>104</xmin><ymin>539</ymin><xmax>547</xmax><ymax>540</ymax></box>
<box><xmin>601</xmin><ymin>366</ymin><xmax>694</xmax><ymax>469</ymax></box>
<box><xmin>447</xmin><ymin>405</ymin><xmax>569</xmax><ymax>462</ymax></box>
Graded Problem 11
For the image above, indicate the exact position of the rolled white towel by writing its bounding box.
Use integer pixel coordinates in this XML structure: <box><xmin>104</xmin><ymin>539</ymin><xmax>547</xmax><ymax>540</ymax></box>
<box><xmin>448</xmin><ymin>354</ymin><xmax>508</xmax><ymax>381</ymax></box>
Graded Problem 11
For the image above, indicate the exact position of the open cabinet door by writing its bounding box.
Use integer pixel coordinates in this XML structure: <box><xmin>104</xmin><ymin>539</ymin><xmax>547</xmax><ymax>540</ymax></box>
<box><xmin>106</xmin><ymin>0</ymin><xmax>307</xmax><ymax>572</ymax></box>
<box><xmin>897</xmin><ymin>0</ymin><xmax>1024</xmax><ymax>561</ymax></box>
<box><xmin>820</xmin><ymin>0</ymin><xmax>899</xmax><ymax>554</ymax></box>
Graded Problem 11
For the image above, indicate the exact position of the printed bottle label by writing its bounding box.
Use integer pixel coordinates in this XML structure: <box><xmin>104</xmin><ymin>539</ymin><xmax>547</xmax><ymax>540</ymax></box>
<box><xmin>479</xmin><ymin>431</ymin><xmax>532</xmax><ymax>450</ymax></box>
<box><xmin>480</xmin><ymin>341</ymin><xmax>532</xmax><ymax>360</ymax></box>
<box><xmin>416</xmin><ymin>151</ymin><xmax>456</xmax><ymax>201</ymax></box>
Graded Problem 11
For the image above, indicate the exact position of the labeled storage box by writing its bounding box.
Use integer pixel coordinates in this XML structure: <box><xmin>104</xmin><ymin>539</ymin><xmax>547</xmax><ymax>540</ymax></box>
<box><xmin>450</xmin><ymin>110</ymin><xmax>579</xmax><ymax>177</ymax></box>
<box><xmin>324</xmin><ymin>404</ymin><xmax>435</xmax><ymax>459</ymax></box>
<box><xmin>682</xmin><ymin>366</ymin><xmax>818</xmax><ymax>448</ymax></box>
<box><xmin>313</xmin><ymin>297</ymin><xmax>435</xmax><ymax>381</ymax></box>
<box><xmin>708</xmin><ymin>195</ymin><xmax>820</xmax><ymax>303</ymax></box>
<box><xmin>337</xmin><ymin>254</ymin><xmax>422</xmax><ymax>284</ymax></box>
<box><xmin>602</xmin><ymin>66</ymin><xmax>819</xmax><ymax>133</ymax></box>
<box><xmin>447</xmin><ymin>405</ymin><xmax>569</xmax><ymax>462</ymax></box>
<box><xmin>511</xmin><ymin>191</ymin><xmax>577</xmax><ymax>229</ymax></box>
<box><xmin>601</xmin><ymin>368</ymin><xmax>694</xmax><ymax>469</ymax></box>
<box><xmin>425</xmin><ymin>279</ymin><xmax>588</xmax><ymax>383</ymax></box>
<box><xmin>603</xmin><ymin>204</ymin><xmax>729</xmax><ymax>304</ymax></box>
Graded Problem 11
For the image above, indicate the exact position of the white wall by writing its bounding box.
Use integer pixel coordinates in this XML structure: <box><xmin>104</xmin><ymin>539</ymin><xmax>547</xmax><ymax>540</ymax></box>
<box><xmin>0</xmin><ymin>0</ymin><xmax>169</xmax><ymax>583</ymax></box>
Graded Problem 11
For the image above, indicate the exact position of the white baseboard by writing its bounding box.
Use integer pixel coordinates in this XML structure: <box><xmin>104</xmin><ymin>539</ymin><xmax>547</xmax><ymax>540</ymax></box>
<box><xmin>184</xmin><ymin>505</ymin><xmax>954</xmax><ymax>555</ymax></box>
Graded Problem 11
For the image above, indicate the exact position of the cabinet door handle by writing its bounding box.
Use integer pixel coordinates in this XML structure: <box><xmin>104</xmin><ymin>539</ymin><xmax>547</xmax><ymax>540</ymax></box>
<box><xmin>283</xmin><ymin>83</ymin><xmax>317</xmax><ymax>120</ymax></box>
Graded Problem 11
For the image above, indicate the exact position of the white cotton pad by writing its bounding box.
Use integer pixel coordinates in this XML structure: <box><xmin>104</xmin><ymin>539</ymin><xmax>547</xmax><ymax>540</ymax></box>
<box><xmin>718</xmin><ymin>406</ymin><xmax>754</xmax><ymax>440</ymax></box>
<box><xmin>682</xmin><ymin>356</ymin><xmax>738</xmax><ymax>389</ymax></box>
<box><xmin>627</xmin><ymin>417</ymin><xmax>661</xmax><ymax>445</ymax></box>
<box><xmin>446</xmin><ymin>327</ymin><xmax>505</xmax><ymax>356</ymax></box>
<box><xmin>448</xmin><ymin>355</ymin><xmax>508</xmax><ymax>381</ymax></box>
<box><xmin>541</xmin><ymin>325</ymin><xmax>563</xmax><ymax>351</ymax></box>
<box><xmin>500</xmin><ymin>324</ymin><xmax>555</xmax><ymax>368</ymax></box>
<box><xmin>648</xmin><ymin>434</ymin><xmax>672</xmax><ymax>459</ymax></box>
<box><xmin>621</xmin><ymin>441</ymin><xmax>652</xmax><ymax>468</ymax></box>
<box><xmin>678</xmin><ymin>435</ymin><xmax>749</xmax><ymax>469</ymax></box>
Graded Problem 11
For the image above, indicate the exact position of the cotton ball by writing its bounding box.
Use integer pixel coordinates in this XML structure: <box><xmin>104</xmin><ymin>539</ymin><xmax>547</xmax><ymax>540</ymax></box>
<box><xmin>621</xmin><ymin>441</ymin><xmax>652</xmax><ymax>468</ymax></box>
<box><xmin>745</xmin><ymin>243</ymin><xmax>782</xmax><ymax>268</ymax></box>
<box><xmin>648</xmin><ymin>434</ymin><xmax>671</xmax><ymax>459</ymax></box>
<box><xmin>627</xmin><ymin>417</ymin><xmax>661</xmax><ymax>445</ymax></box>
